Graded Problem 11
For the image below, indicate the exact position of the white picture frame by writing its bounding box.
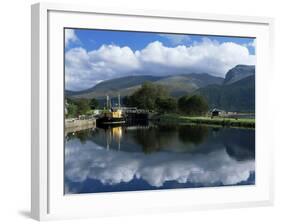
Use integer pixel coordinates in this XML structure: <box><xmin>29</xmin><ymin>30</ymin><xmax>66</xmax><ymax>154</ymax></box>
<box><xmin>31</xmin><ymin>2</ymin><xmax>275</xmax><ymax>221</ymax></box>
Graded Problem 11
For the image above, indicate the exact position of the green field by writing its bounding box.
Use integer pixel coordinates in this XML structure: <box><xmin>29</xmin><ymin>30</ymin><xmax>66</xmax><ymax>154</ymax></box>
<box><xmin>153</xmin><ymin>114</ymin><xmax>255</xmax><ymax>128</ymax></box>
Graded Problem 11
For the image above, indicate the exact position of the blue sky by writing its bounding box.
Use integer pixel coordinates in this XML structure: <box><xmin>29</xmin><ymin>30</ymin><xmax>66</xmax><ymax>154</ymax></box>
<box><xmin>65</xmin><ymin>28</ymin><xmax>256</xmax><ymax>91</ymax></box>
<box><xmin>66</xmin><ymin>28</ymin><xmax>255</xmax><ymax>54</ymax></box>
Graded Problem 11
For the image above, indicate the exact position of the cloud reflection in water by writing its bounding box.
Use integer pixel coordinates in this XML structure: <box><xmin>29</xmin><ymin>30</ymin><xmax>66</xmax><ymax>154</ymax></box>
<box><xmin>65</xmin><ymin>138</ymin><xmax>255</xmax><ymax>191</ymax></box>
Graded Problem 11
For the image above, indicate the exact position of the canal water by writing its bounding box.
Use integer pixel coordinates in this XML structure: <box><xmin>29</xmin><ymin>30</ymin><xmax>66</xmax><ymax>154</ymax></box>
<box><xmin>64</xmin><ymin>123</ymin><xmax>255</xmax><ymax>194</ymax></box>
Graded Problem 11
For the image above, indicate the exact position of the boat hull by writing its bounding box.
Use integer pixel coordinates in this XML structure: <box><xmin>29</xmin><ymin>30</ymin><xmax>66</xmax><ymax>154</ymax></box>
<box><xmin>96</xmin><ymin>117</ymin><xmax>126</xmax><ymax>125</ymax></box>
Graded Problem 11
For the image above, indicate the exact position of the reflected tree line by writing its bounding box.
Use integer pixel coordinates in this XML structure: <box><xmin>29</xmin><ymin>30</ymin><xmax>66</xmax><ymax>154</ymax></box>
<box><xmin>129</xmin><ymin>125</ymin><xmax>209</xmax><ymax>153</ymax></box>
<box><xmin>66</xmin><ymin>124</ymin><xmax>255</xmax><ymax>161</ymax></box>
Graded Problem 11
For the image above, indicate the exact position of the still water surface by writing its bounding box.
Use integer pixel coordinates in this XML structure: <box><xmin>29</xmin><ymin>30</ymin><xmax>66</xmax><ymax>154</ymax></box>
<box><xmin>64</xmin><ymin>123</ymin><xmax>255</xmax><ymax>194</ymax></box>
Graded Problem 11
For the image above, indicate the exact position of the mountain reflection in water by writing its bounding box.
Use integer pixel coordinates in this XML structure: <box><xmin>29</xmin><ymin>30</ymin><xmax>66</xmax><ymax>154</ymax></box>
<box><xmin>64</xmin><ymin>123</ymin><xmax>255</xmax><ymax>194</ymax></box>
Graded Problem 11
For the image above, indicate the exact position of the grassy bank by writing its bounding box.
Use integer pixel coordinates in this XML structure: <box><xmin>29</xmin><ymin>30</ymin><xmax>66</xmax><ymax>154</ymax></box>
<box><xmin>153</xmin><ymin>114</ymin><xmax>255</xmax><ymax>128</ymax></box>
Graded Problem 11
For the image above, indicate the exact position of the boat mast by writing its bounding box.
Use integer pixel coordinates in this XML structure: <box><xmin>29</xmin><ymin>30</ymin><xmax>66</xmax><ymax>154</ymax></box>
<box><xmin>118</xmin><ymin>93</ymin><xmax>121</xmax><ymax>109</ymax></box>
<box><xmin>106</xmin><ymin>95</ymin><xmax>109</xmax><ymax>109</ymax></box>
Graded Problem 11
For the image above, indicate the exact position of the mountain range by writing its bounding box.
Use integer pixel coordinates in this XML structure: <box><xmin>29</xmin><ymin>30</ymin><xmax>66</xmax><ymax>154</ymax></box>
<box><xmin>197</xmin><ymin>75</ymin><xmax>255</xmax><ymax>112</ymax></box>
<box><xmin>67</xmin><ymin>73</ymin><xmax>224</xmax><ymax>99</ymax></box>
<box><xmin>66</xmin><ymin>64</ymin><xmax>255</xmax><ymax>112</ymax></box>
<box><xmin>223</xmin><ymin>65</ymin><xmax>255</xmax><ymax>85</ymax></box>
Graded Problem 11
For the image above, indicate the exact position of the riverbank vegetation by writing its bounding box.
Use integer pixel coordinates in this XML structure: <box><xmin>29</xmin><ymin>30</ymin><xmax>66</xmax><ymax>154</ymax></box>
<box><xmin>153</xmin><ymin>114</ymin><xmax>255</xmax><ymax>128</ymax></box>
<box><xmin>65</xmin><ymin>98</ymin><xmax>99</xmax><ymax>118</ymax></box>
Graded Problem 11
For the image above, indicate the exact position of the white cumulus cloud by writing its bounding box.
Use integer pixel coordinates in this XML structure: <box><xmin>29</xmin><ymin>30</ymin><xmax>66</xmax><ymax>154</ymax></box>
<box><xmin>65</xmin><ymin>29</ymin><xmax>79</xmax><ymax>47</ymax></box>
<box><xmin>65</xmin><ymin>39</ymin><xmax>255</xmax><ymax>91</ymax></box>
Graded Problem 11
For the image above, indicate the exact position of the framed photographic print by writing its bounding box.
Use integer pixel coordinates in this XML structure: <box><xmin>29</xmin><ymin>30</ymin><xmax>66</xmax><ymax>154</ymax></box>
<box><xmin>31</xmin><ymin>2</ymin><xmax>274</xmax><ymax>221</ymax></box>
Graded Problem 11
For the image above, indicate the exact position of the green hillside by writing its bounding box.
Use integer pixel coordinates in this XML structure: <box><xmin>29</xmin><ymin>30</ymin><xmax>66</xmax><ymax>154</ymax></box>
<box><xmin>154</xmin><ymin>73</ymin><xmax>223</xmax><ymax>97</ymax></box>
<box><xmin>197</xmin><ymin>75</ymin><xmax>255</xmax><ymax>112</ymax></box>
<box><xmin>66</xmin><ymin>73</ymin><xmax>223</xmax><ymax>99</ymax></box>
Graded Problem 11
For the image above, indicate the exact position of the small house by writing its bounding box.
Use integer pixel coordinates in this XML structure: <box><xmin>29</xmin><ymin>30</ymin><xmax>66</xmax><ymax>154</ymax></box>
<box><xmin>211</xmin><ymin>108</ymin><xmax>225</xmax><ymax>117</ymax></box>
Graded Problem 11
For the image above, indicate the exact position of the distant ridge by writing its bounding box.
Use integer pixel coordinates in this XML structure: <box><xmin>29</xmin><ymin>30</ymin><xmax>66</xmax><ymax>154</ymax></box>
<box><xmin>224</xmin><ymin>65</ymin><xmax>255</xmax><ymax>85</ymax></box>
<box><xmin>66</xmin><ymin>73</ymin><xmax>223</xmax><ymax>99</ymax></box>
<box><xmin>197</xmin><ymin>65</ymin><xmax>255</xmax><ymax>112</ymax></box>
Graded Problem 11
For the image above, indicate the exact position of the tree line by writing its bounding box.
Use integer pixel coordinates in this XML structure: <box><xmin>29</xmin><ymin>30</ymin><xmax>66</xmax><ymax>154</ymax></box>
<box><xmin>65</xmin><ymin>98</ymin><xmax>99</xmax><ymax>118</ymax></box>
<box><xmin>123</xmin><ymin>82</ymin><xmax>209</xmax><ymax>115</ymax></box>
<box><xmin>65</xmin><ymin>82</ymin><xmax>209</xmax><ymax>118</ymax></box>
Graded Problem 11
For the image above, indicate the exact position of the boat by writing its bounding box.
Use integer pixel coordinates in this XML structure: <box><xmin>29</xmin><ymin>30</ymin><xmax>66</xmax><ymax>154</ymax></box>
<box><xmin>96</xmin><ymin>108</ymin><xmax>125</xmax><ymax>125</ymax></box>
<box><xmin>96</xmin><ymin>95</ymin><xmax>126</xmax><ymax>125</ymax></box>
